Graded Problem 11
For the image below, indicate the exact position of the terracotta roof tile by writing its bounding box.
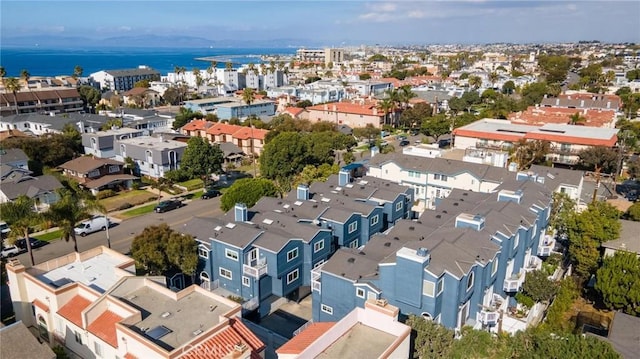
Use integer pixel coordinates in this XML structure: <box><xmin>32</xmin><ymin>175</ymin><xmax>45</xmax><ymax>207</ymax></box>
<box><xmin>124</xmin><ymin>353</ymin><xmax>138</xmax><ymax>359</ymax></box>
<box><xmin>87</xmin><ymin>310</ymin><xmax>123</xmax><ymax>348</ymax></box>
<box><xmin>276</xmin><ymin>322</ymin><xmax>336</xmax><ymax>355</ymax></box>
<box><xmin>523</xmin><ymin>132</ymin><xmax>618</xmax><ymax>147</ymax></box>
<box><xmin>179</xmin><ymin>318</ymin><xmax>264</xmax><ymax>359</ymax></box>
<box><xmin>206</xmin><ymin>122</ymin><xmax>242</xmax><ymax>136</ymax></box>
<box><xmin>306</xmin><ymin>102</ymin><xmax>385</xmax><ymax>117</ymax></box>
<box><xmin>283</xmin><ymin>107</ymin><xmax>305</xmax><ymax>117</ymax></box>
<box><xmin>57</xmin><ymin>295</ymin><xmax>92</xmax><ymax>328</ymax></box>
<box><xmin>182</xmin><ymin>119</ymin><xmax>212</xmax><ymax>132</ymax></box>
<box><xmin>232</xmin><ymin>127</ymin><xmax>268</xmax><ymax>141</ymax></box>
<box><xmin>509</xmin><ymin>106</ymin><xmax>616</xmax><ymax>127</ymax></box>
<box><xmin>32</xmin><ymin>299</ymin><xmax>49</xmax><ymax>313</ymax></box>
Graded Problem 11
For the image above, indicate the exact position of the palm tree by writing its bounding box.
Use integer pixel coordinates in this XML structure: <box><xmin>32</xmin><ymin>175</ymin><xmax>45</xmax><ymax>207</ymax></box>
<box><xmin>151</xmin><ymin>177</ymin><xmax>173</xmax><ymax>204</ymax></box>
<box><xmin>193</xmin><ymin>67</ymin><xmax>202</xmax><ymax>91</ymax></box>
<box><xmin>488</xmin><ymin>72</ymin><xmax>499</xmax><ymax>88</ymax></box>
<box><xmin>384</xmin><ymin>88</ymin><xmax>402</xmax><ymax>127</ymax></box>
<box><xmin>73</xmin><ymin>65</ymin><xmax>83</xmax><ymax>79</ymax></box>
<box><xmin>377</xmin><ymin>97</ymin><xmax>395</xmax><ymax>127</ymax></box>
<box><xmin>225</xmin><ymin>62</ymin><xmax>233</xmax><ymax>71</ymax></box>
<box><xmin>0</xmin><ymin>66</ymin><xmax>5</xmax><ymax>86</ymax></box>
<box><xmin>468</xmin><ymin>75</ymin><xmax>482</xmax><ymax>90</ymax></box>
<box><xmin>45</xmin><ymin>187</ymin><xmax>104</xmax><ymax>253</ymax></box>
<box><xmin>0</xmin><ymin>195</ymin><xmax>43</xmax><ymax>266</ymax></box>
<box><xmin>4</xmin><ymin>77</ymin><xmax>22</xmax><ymax>114</ymax></box>
<box><xmin>242</xmin><ymin>88</ymin><xmax>257</xmax><ymax>176</ymax></box>
<box><xmin>174</xmin><ymin>66</ymin><xmax>181</xmax><ymax>83</ymax></box>
<box><xmin>569</xmin><ymin>112</ymin><xmax>586</xmax><ymax>125</ymax></box>
<box><xmin>20</xmin><ymin>69</ymin><xmax>30</xmax><ymax>88</ymax></box>
<box><xmin>399</xmin><ymin>85</ymin><xmax>417</xmax><ymax>110</ymax></box>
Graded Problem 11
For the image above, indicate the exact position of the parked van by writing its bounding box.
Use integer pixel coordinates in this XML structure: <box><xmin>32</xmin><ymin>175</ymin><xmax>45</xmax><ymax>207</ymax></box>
<box><xmin>74</xmin><ymin>216</ymin><xmax>110</xmax><ymax>237</ymax></box>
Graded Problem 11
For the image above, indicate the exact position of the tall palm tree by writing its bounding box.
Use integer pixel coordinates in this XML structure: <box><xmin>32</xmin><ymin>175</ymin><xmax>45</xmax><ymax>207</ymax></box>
<box><xmin>20</xmin><ymin>69</ymin><xmax>30</xmax><ymax>88</ymax></box>
<box><xmin>569</xmin><ymin>112</ymin><xmax>586</xmax><ymax>125</ymax></box>
<box><xmin>384</xmin><ymin>88</ymin><xmax>402</xmax><ymax>127</ymax></box>
<box><xmin>45</xmin><ymin>188</ymin><xmax>103</xmax><ymax>253</ymax></box>
<box><xmin>0</xmin><ymin>66</ymin><xmax>6</xmax><ymax>86</ymax></box>
<box><xmin>399</xmin><ymin>85</ymin><xmax>417</xmax><ymax>110</ymax></box>
<box><xmin>468</xmin><ymin>75</ymin><xmax>482</xmax><ymax>90</ymax></box>
<box><xmin>225</xmin><ymin>62</ymin><xmax>233</xmax><ymax>71</ymax></box>
<box><xmin>488</xmin><ymin>72</ymin><xmax>499</xmax><ymax>88</ymax></box>
<box><xmin>0</xmin><ymin>195</ymin><xmax>43</xmax><ymax>266</ymax></box>
<box><xmin>4</xmin><ymin>77</ymin><xmax>22</xmax><ymax>114</ymax></box>
<box><xmin>73</xmin><ymin>65</ymin><xmax>83</xmax><ymax>79</ymax></box>
<box><xmin>174</xmin><ymin>66</ymin><xmax>181</xmax><ymax>83</ymax></box>
<box><xmin>377</xmin><ymin>97</ymin><xmax>395</xmax><ymax>127</ymax></box>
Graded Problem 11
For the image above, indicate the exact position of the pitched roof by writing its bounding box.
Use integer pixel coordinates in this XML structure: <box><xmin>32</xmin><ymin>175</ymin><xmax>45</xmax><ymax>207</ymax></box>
<box><xmin>84</xmin><ymin>174</ymin><xmax>138</xmax><ymax>189</ymax></box>
<box><xmin>0</xmin><ymin>174</ymin><xmax>63</xmax><ymax>200</ymax></box>
<box><xmin>87</xmin><ymin>310</ymin><xmax>123</xmax><ymax>348</ymax></box>
<box><xmin>282</xmin><ymin>107</ymin><xmax>305</xmax><ymax>117</ymax></box>
<box><xmin>509</xmin><ymin>106</ymin><xmax>616</xmax><ymax>127</ymax></box>
<box><xmin>181</xmin><ymin>119</ymin><xmax>214</xmax><ymax>132</ymax></box>
<box><xmin>179</xmin><ymin>318</ymin><xmax>264</xmax><ymax>359</ymax></box>
<box><xmin>306</xmin><ymin>101</ymin><xmax>385</xmax><ymax>117</ymax></box>
<box><xmin>59</xmin><ymin>156</ymin><xmax>123</xmax><ymax>173</ymax></box>
<box><xmin>122</xmin><ymin>87</ymin><xmax>158</xmax><ymax>97</ymax></box>
<box><xmin>0</xmin><ymin>88</ymin><xmax>80</xmax><ymax>105</ymax></box>
<box><xmin>232</xmin><ymin>126</ymin><xmax>268</xmax><ymax>140</ymax></box>
<box><xmin>57</xmin><ymin>295</ymin><xmax>92</xmax><ymax>328</ymax></box>
<box><xmin>0</xmin><ymin>321</ymin><xmax>56</xmax><ymax>359</ymax></box>
<box><xmin>276</xmin><ymin>322</ymin><xmax>336</xmax><ymax>355</ymax></box>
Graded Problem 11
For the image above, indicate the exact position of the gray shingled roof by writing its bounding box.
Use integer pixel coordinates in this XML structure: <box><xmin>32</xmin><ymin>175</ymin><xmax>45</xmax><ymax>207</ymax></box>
<box><xmin>0</xmin><ymin>175</ymin><xmax>62</xmax><ymax>201</ymax></box>
<box><xmin>105</xmin><ymin>68</ymin><xmax>160</xmax><ymax>77</ymax></box>
<box><xmin>1</xmin><ymin>148</ymin><xmax>28</xmax><ymax>163</ymax></box>
<box><xmin>0</xmin><ymin>321</ymin><xmax>55</xmax><ymax>359</ymax></box>
<box><xmin>321</xmin><ymin>248</ymin><xmax>381</xmax><ymax>282</ymax></box>
<box><xmin>59</xmin><ymin>156</ymin><xmax>123</xmax><ymax>173</ymax></box>
<box><xmin>602</xmin><ymin>220</ymin><xmax>640</xmax><ymax>255</ymax></box>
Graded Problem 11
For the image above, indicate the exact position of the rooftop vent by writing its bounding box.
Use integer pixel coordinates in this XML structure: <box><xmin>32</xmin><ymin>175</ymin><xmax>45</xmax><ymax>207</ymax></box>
<box><xmin>348</xmin><ymin>257</ymin><xmax>355</xmax><ymax>263</ymax></box>
<box><xmin>161</xmin><ymin>311</ymin><xmax>171</xmax><ymax>318</ymax></box>
<box><xmin>393</xmin><ymin>236</ymin><xmax>399</xmax><ymax>241</ymax></box>
<box><xmin>435</xmin><ymin>214</ymin><xmax>442</xmax><ymax>219</ymax></box>
<box><xmin>409</xmin><ymin>226</ymin><xmax>415</xmax><ymax>231</ymax></box>
<box><xmin>376</xmin><ymin>298</ymin><xmax>388</xmax><ymax>307</ymax></box>
<box><xmin>384</xmin><ymin>242</ymin><xmax>391</xmax><ymax>247</ymax></box>
<box><xmin>192</xmin><ymin>329</ymin><xmax>203</xmax><ymax>336</ymax></box>
<box><xmin>463</xmin><ymin>192</ymin><xmax>468</xmax><ymax>196</ymax></box>
<box><xmin>234</xmin><ymin>343</ymin><xmax>248</xmax><ymax>353</ymax></box>
<box><xmin>359</xmin><ymin>251</ymin><xmax>366</xmax><ymax>255</ymax></box>
<box><xmin>453</xmin><ymin>202</ymin><xmax>459</xmax><ymax>206</ymax></box>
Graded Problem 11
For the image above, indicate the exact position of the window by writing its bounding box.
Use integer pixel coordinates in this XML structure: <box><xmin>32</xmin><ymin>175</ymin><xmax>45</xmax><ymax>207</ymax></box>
<box><xmin>356</xmin><ymin>288</ymin><xmax>365</xmax><ymax>298</ymax></box>
<box><xmin>198</xmin><ymin>245</ymin><xmax>209</xmax><ymax>259</ymax></box>
<box><xmin>467</xmin><ymin>272</ymin><xmax>474</xmax><ymax>291</ymax></box>
<box><xmin>435</xmin><ymin>189</ymin><xmax>441</xmax><ymax>198</ymax></box>
<box><xmin>349</xmin><ymin>240</ymin><xmax>358</xmax><ymax>248</ymax></box>
<box><xmin>422</xmin><ymin>280</ymin><xmax>435</xmax><ymax>297</ymax></box>
<box><xmin>370</xmin><ymin>215</ymin><xmax>379</xmax><ymax>226</ymax></box>
<box><xmin>395</xmin><ymin>201</ymin><xmax>403</xmax><ymax>211</ymax></box>
<box><xmin>287</xmin><ymin>248</ymin><xmax>299</xmax><ymax>262</ymax></box>
<box><xmin>287</xmin><ymin>269</ymin><xmax>299</xmax><ymax>284</ymax></box>
<box><xmin>219</xmin><ymin>267</ymin><xmax>232</xmax><ymax>280</ymax></box>
<box><xmin>225</xmin><ymin>249</ymin><xmax>239</xmax><ymax>261</ymax></box>
<box><xmin>108</xmin><ymin>165</ymin><xmax>120</xmax><ymax>173</ymax></box>
<box><xmin>434</xmin><ymin>174</ymin><xmax>448</xmax><ymax>182</ymax></box>
<box><xmin>242</xmin><ymin>276</ymin><xmax>250</xmax><ymax>287</ymax></box>
<box><xmin>74</xmin><ymin>331</ymin><xmax>83</xmax><ymax>344</ymax></box>
<box><xmin>348</xmin><ymin>221</ymin><xmax>358</xmax><ymax>234</ymax></box>
<box><xmin>436</xmin><ymin>279</ymin><xmax>444</xmax><ymax>295</ymax></box>
<box><xmin>314</xmin><ymin>240</ymin><xmax>325</xmax><ymax>253</ymax></box>
<box><xmin>94</xmin><ymin>341</ymin><xmax>103</xmax><ymax>357</ymax></box>
<box><xmin>408</xmin><ymin>171</ymin><xmax>420</xmax><ymax>178</ymax></box>
<box><xmin>492</xmin><ymin>258</ymin><xmax>499</xmax><ymax>276</ymax></box>
<box><xmin>321</xmin><ymin>304</ymin><xmax>333</xmax><ymax>315</ymax></box>
<box><xmin>514</xmin><ymin>233</ymin><xmax>520</xmax><ymax>250</ymax></box>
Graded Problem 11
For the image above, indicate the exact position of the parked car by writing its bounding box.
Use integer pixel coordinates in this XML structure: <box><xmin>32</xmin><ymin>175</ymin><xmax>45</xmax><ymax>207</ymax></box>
<box><xmin>155</xmin><ymin>199</ymin><xmax>183</xmax><ymax>213</ymax></box>
<box><xmin>0</xmin><ymin>221</ymin><xmax>11</xmax><ymax>239</ymax></box>
<box><xmin>399</xmin><ymin>140</ymin><xmax>410</xmax><ymax>147</ymax></box>
<box><xmin>74</xmin><ymin>216</ymin><xmax>110</xmax><ymax>237</ymax></box>
<box><xmin>201</xmin><ymin>188</ymin><xmax>221</xmax><ymax>199</ymax></box>
<box><xmin>15</xmin><ymin>237</ymin><xmax>47</xmax><ymax>250</ymax></box>
<box><xmin>1</xmin><ymin>245</ymin><xmax>21</xmax><ymax>259</ymax></box>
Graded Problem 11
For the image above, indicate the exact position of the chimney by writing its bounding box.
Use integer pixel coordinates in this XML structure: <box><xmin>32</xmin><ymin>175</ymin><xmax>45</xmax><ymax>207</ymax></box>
<box><xmin>580</xmin><ymin>100</ymin><xmax>585</xmax><ymax>107</ymax></box>
<box><xmin>338</xmin><ymin>169</ymin><xmax>351</xmax><ymax>186</ymax></box>
<box><xmin>555</xmin><ymin>99</ymin><xmax>560</xmax><ymax>106</ymax></box>
<box><xmin>234</xmin><ymin>203</ymin><xmax>248</xmax><ymax>222</ymax></box>
<box><xmin>607</xmin><ymin>101</ymin><xmax>611</xmax><ymax>109</ymax></box>
<box><xmin>297</xmin><ymin>184</ymin><xmax>310</xmax><ymax>201</ymax></box>
<box><xmin>323</xmin><ymin>104</ymin><xmax>328</xmax><ymax>111</ymax></box>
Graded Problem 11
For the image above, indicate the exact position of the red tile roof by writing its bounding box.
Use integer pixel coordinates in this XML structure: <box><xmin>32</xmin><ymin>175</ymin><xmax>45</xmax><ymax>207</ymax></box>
<box><xmin>232</xmin><ymin>127</ymin><xmax>268</xmax><ymax>140</ymax></box>
<box><xmin>452</xmin><ymin>128</ymin><xmax>525</xmax><ymax>142</ymax></box>
<box><xmin>283</xmin><ymin>107</ymin><xmax>305</xmax><ymax>117</ymax></box>
<box><xmin>276</xmin><ymin>322</ymin><xmax>336</xmax><ymax>355</ymax></box>
<box><xmin>57</xmin><ymin>295</ymin><xmax>92</xmax><ymax>328</ymax></box>
<box><xmin>87</xmin><ymin>310</ymin><xmax>123</xmax><ymax>348</ymax></box>
<box><xmin>306</xmin><ymin>101</ymin><xmax>385</xmax><ymax>117</ymax></box>
<box><xmin>124</xmin><ymin>353</ymin><xmax>138</xmax><ymax>359</ymax></box>
<box><xmin>206</xmin><ymin>122</ymin><xmax>241</xmax><ymax>136</ymax></box>
<box><xmin>182</xmin><ymin>119</ymin><xmax>213</xmax><ymax>132</ymax></box>
<box><xmin>32</xmin><ymin>299</ymin><xmax>49</xmax><ymax>313</ymax></box>
<box><xmin>179</xmin><ymin>319</ymin><xmax>265</xmax><ymax>359</ymax></box>
<box><xmin>509</xmin><ymin>106</ymin><xmax>616</xmax><ymax>127</ymax></box>
<box><xmin>523</xmin><ymin>132</ymin><xmax>618</xmax><ymax>147</ymax></box>
<box><xmin>122</xmin><ymin>87</ymin><xmax>157</xmax><ymax>97</ymax></box>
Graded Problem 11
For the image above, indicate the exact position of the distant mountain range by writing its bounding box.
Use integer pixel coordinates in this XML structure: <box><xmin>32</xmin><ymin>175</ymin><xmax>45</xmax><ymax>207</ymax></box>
<box><xmin>1</xmin><ymin>34</ymin><xmax>331</xmax><ymax>48</ymax></box>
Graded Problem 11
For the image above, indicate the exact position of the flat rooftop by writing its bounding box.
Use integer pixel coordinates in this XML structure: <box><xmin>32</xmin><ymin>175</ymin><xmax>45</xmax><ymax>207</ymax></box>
<box><xmin>37</xmin><ymin>253</ymin><xmax>127</xmax><ymax>293</ymax></box>
<box><xmin>316</xmin><ymin>323</ymin><xmax>396</xmax><ymax>359</ymax></box>
<box><xmin>116</xmin><ymin>286</ymin><xmax>233</xmax><ymax>351</ymax></box>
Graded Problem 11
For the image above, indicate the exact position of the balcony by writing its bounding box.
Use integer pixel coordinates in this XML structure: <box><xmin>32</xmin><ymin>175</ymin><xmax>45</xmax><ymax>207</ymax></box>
<box><xmin>503</xmin><ymin>270</ymin><xmax>525</xmax><ymax>292</ymax></box>
<box><xmin>475</xmin><ymin>142</ymin><xmax>512</xmax><ymax>151</ymax></box>
<box><xmin>525</xmin><ymin>256</ymin><xmax>543</xmax><ymax>272</ymax></box>
<box><xmin>549</xmin><ymin>146</ymin><xmax>582</xmax><ymax>156</ymax></box>
<box><xmin>242</xmin><ymin>258</ymin><xmax>267</xmax><ymax>279</ymax></box>
<box><xmin>311</xmin><ymin>264</ymin><xmax>323</xmax><ymax>293</ymax></box>
<box><xmin>537</xmin><ymin>235</ymin><xmax>555</xmax><ymax>257</ymax></box>
<box><xmin>547</xmin><ymin>154</ymin><xmax>580</xmax><ymax>165</ymax></box>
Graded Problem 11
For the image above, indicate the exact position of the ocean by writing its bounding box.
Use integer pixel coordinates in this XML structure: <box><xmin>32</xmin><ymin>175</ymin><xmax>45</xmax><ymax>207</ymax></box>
<box><xmin>0</xmin><ymin>47</ymin><xmax>297</xmax><ymax>78</ymax></box>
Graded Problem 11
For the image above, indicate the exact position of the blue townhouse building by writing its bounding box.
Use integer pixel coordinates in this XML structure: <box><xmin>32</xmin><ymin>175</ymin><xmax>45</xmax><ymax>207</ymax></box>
<box><xmin>177</xmin><ymin>166</ymin><xmax>414</xmax><ymax>318</ymax></box>
<box><xmin>311</xmin><ymin>171</ymin><xmax>559</xmax><ymax>333</ymax></box>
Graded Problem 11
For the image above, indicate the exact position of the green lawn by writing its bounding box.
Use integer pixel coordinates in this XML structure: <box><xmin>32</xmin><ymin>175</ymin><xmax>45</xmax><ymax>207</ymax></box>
<box><xmin>178</xmin><ymin>178</ymin><xmax>204</xmax><ymax>190</ymax></box>
<box><xmin>34</xmin><ymin>229</ymin><xmax>64</xmax><ymax>242</ymax></box>
<box><xmin>118</xmin><ymin>203</ymin><xmax>157</xmax><ymax>219</ymax></box>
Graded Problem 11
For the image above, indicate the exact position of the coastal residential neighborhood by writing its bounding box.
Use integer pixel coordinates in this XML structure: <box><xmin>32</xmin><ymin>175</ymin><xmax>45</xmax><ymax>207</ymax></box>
<box><xmin>2</xmin><ymin>37</ymin><xmax>640</xmax><ymax>359</ymax></box>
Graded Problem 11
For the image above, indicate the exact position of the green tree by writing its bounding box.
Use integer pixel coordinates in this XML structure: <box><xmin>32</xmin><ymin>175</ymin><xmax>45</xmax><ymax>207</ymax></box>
<box><xmin>172</xmin><ymin>107</ymin><xmax>201</xmax><ymax>130</ymax></box>
<box><xmin>78</xmin><ymin>85</ymin><xmax>101</xmax><ymax>112</ymax></box>
<box><xmin>359</xmin><ymin>73</ymin><xmax>371</xmax><ymax>80</ymax></box>
<box><xmin>549</xmin><ymin>192</ymin><xmax>576</xmax><ymax>236</ymax></box>
<box><xmin>73</xmin><ymin>65</ymin><xmax>83</xmax><ymax>79</ymax></box>
<box><xmin>45</xmin><ymin>188</ymin><xmax>103</xmax><ymax>253</ymax></box>
<box><xmin>569</xmin><ymin>111</ymin><xmax>586</xmax><ymax>125</ymax></box>
<box><xmin>406</xmin><ymin>315</ymin><xmax>454</xmax><ymax>358</ymax></box>
<box><xmin>166</xmin><ymin>231</ymin><xmax>198</xmax><ymax>282</ymax></box>
<box><xmin>100</xmin><ymin>118</ymin><xmax>123</xmax><ymax>131</ymax></box>
<box><xmin>0</xmin><ymin>195</ymin><xmax>43</xmax><ymax>266</ymax></box>
<box><xmin>595</xmin><ymin>251</ymin><xmax>640</xmax><ymax>315</ymax></box>
<box><xmin>352</xmin><ymin>124</ymin><xmax>380</xmax><ymax>143</ymax></box>
<box><xmin>4</xmin><ymin>77</ymin><xmax>21</xmax><ymax>114</ymax></box>
<box><xmin>537</xmin><ymin>55</ymin><xmax>570</xmax><ymax>84</ymax></box>
<box><xmin>468</xmin><ymin>75</ymin><xmax>482</xmax><ymax>89</ymax></box>
<box><xmin>502</xmin><ymin>80</ymin><xmax>516</xmax><ymax>94</ymax></box>
<box><xmin>20</xmin><ymin>69</ymin><xmax>30</xmax><ymax>87</ymax></box>
<box><xmin>578</xmin><ymin>146</ymin><xmax>619</xmax><ymax>175</ymax></box>
<box><xmin>293</xmin><ymin>164</ymin><xmax>339</xmax><ymax>187</ymax></box>
<box><xmin>420</xmin><ymin>113</ymin><xmax>451</xmax><ymax>139</ymax></box>
<box><xmin>260</xmin><ymin>132</ymin><xmax>310</xmax><ymax>180</ymax></box>
<box><xmin>624</xmin><ymin>202</ymin><xmax>640</xmax><ymax>221</ymax></box>
<box><xmin>296</xmin><ymin>100</ymin><xmax>313</xmax><ymax>108</ymax></box>
<box><xmin>131</xmin><ymin>224</ymin><xmax>173</xmax><ymax>275</ymax></box>
<box><xmin>134</xmin><ymin>79</ymin><xmax>151</xmax><ymax>88</ymax></box>
<box><xmin>541</xmin><ymin>278</ymin><xmax>579</xmax><ymax>333</ymax></box>
<box><xmin>0</xmin><ymin>66</ymin><xmax>5</xmax><ymax>85</ymax></box>
<box><xmin>179</xmin><ymin>136</ymin><xmax>224</xmax><ymax>181</ymax></box>
<box><xmin>399</xmin><ymin>102</ymin><xmax>433</xmax><ymax>129</ymax></box>
<box><xmin>512</xmin><ymin>139</ymin><xmax>551</xmax><ymax>170</ymax></box>
<box><xmin>220</xmin><ymin>178</ymin><xmax>278</xmax><ymax>212</ymax></box>
<box><xmin>522</xmin><ymin>269</ymin><xmax>557</xmax><ymax>303</ymax></box>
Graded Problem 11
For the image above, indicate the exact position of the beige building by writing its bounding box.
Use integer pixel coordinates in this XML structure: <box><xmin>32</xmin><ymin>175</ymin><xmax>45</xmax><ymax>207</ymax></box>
<box><xmin>306</xmin><ymin>101</ymin><xmax>386</xmax><ymax>128</ymax></box>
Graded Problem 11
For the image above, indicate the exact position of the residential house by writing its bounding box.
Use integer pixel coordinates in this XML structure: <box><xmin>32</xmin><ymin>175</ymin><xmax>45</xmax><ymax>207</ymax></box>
<box><xmin>1</xmin><ymin>148</ymin><xmax>29</xmax><ymax>170</ymax></box>
<box><xmin>114</xmin><ymin>135</ymin><xmax>187</xmax><ymax>179</ymax></box>
<box><xmin>306</xmin><ymin>101</ymin><xmax>387</xmax><ymax>128</ymax></box>
<box><xmin>100</xmin><ymin>108</ymin><xmax>175</xmax><ymax>133</ymax></box>
<box><xmin>182</xmin><ymin>121</ymin><xmax>268</xmax><ymax>156</ymax></box>
<box><xmin>452</xmin><ymin>118</ymin><xmax>619</xmax><ymax>166</ymax></box>
<box><xmin>602</xmin><ymin>220</ymin><xmax>640</xmax><ymax>257</ymax></box>
<box><xmin>276</xmin><ymin>300</ymin><xmax>410</xmax><ymax>359</ymax></box>
<box><xmin>121</xmin><ymin>87</ymin><xmax>161</xmax><ymax>108</ymax></box>
<box><xmin>509</xmin><ymin>106</ymin><xmax>617</xmax><ymax>128</ymax></box>
<box><xmin>218</xmin><ymin>142</ymin><xmax>245</xmax><ymax>168</ymax></box>
<box><xmin>82</xmin><ymin>128</ymin><xmax>145</xmax><ymax>159</ymax></box>
<box><xmin>214</xmin><ymin>99</ymin><xmax>276</xmax><ymax>121</ymax></box>
<box><xmin>268</xmin><ymin>85</ymin><xmax>344</xmax><ymax>105</ymax></box>
<box><xmin>0</xmin><ymin>321</ymin><xmax>56</xmax><ymax>359</ymax></box>
<box><xmin>312</xmin><ymin>172</ymin><xmax>558</xmax><ymax>334</ymax></box>
<box><xmin>0</xmin><ymin>174</ymin><xmax>62</xmax><ymax>209</ymax></box>
<box><xmin>89</xmin><ymin>66</ymin><xmax>160</xmax><ymax>91</ymax></box>
<box><xmin>5</xmin><ymin>246</ymin><xmax>265</xmax><ymax>359</ymax></box>
<box><xmin>58</xmin><ymin>156</ymin><xmax>137</xmax><ymax>195</ymax></box>
<box><xmin>183</xmin><ymin>97</ymin><xmax>236</xmax><ymax>115</ymax></box>
<box><xmin>0</xmin><ymin>88</ymin><xmax>83</xmax><ymax>116</ymax></box>
<box><xmin>590</xmin><ymin>312</ymin><xmax>640</xmax><ymax>359</ymax></box>
<box><xmin>540</xmin><ymin>93</ymin><xmax>621</xmax><ymax>112</ymax></box>
<box><xmin>0</xmin><ymin>113</ymin><xmax>78</xmax><ymax>135</ymax></box>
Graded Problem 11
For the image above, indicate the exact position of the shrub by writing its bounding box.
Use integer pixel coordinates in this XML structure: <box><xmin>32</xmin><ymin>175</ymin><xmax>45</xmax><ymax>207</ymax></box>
<box><xmin>515</xmin><ymin>292</ymin><xmax>535</xmax><ymax>309</ymax></box>
<box><xmin>228</xmin><ymin>295</ymin><xmax>244</xmax><ymax>303</ymax></box>
<box><xmin>117</xmin><ymin>202</ymin><xmax>133</xmax><ymax>211</ymax></box>
<box><xmin>96</xmin><ymin>189</ymin><xmax>116</xmax><ymax>199</ymax></box>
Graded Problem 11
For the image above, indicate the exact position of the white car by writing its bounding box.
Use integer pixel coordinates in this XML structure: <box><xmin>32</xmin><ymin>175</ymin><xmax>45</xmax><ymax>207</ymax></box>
<box><xmin>74</xmin><ymin>216</ymin><xmax>110</xmax><ymax>237</ymax></box>
<box><xmin>0</xmin><ymin>221</ymin><xmax>11</xmax><ymax>238</ymax></box>
<box><xmin>1</xmin><ymin>245</ymin><xmax>21</xmax><ymax>259</ymax></box>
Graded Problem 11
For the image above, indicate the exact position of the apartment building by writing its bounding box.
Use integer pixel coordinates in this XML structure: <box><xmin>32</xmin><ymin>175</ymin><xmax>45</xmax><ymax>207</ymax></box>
<box><xmin>82</xmin><ymin>127</ymin><xmax>146</xmax><ymax>158</ymax></box>
<box><xmin>306</xmin><ymin>101</ymin><xmax>387</xmax><ymax>128</ymax></box>
<box><xmin>0</xmin><ymin>88</ymin><xmax>83</xmax><ymax>117</ymax></box>
<box><xmin>276</xmin><ymin>300</ymin><xmax>410</xmax><ymax>359</ymax></box>
<box><xmin>452</xmin><ymin>119</ymin><xmax>619</xmax><ymax>166</ymax></box>
<box><xmin>509</xmin><ymin>106</ymin><xmax>617</xmax><ymax>128</ymax></box>
<box><xmin>540</xmin><ymin>93</ymin><xmax>621</xmax><ymax>112</ymax></box>
<box><xmin>90</xmin><ymin>66</ymin><xmax>160</xmax><ymax>91</ymax></box>
<box><xmin>181</xmin><ymin>120</ymin><xmax>268</xmax><ymax>156</ymax></box>
<box><xmin>114</xmin><ymin>135</ymin><xmax>187</xmax><ymax>179</ymax></box>
<box><xmin>0</xmin><ymin>113</ymin><xmax>85</xmax><ymax>136</ymax></box>
<box><xmin>177</xmin><ymin>165</ymin><xmax>413</xmax><ymax>318</ymax></box>
<box><xmin>5</xmin><ymin>246</ymin><xmax>265</xmax><ymax>359</ymax></box>
<box><xmin>58</xmin><ymin>156</ymin><xmax>137</xmax><ymax>195</ymax></box>
<box><xmin>311</xmin><ymin>171</ymin><xmax>560</xmax><ymax>334</ymax></box>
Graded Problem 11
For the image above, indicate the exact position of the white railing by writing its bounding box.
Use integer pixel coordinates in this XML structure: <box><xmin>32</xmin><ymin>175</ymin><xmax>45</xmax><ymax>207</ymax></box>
<box><xmin>311</xmin><ymin>264</ymin><xmax>323</xmax><ymax>293</ymax></box>
<box><xmin>503</xmin><ymin>270</ymin><xmax>525</xmax><ymax>292</ymax></box>
<box><xmin>525</xmin><ymin>256</ymin><xmax>542</xmax><ymax>272</ymax></box>
<box><xmin>537</xmin><ymin>235</ymin><xmax>555</xmax><ymax>256</ymax></box>
<box><xmin>293</xmin><ymin>320</ymin><xmax>313</xmax><ymax>336</ymax></box>
<box><xmin>243</xmin><ymin>258</ymin><xmax>268</xmax><ymax>279</ymax></box>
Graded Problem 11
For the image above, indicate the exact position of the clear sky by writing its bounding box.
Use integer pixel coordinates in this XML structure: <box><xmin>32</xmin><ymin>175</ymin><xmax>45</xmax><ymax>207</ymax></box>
<box><xmin>1</xmin><ymin>0</ymin><xmax>639</xmax><ymax>45</ymax></box>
